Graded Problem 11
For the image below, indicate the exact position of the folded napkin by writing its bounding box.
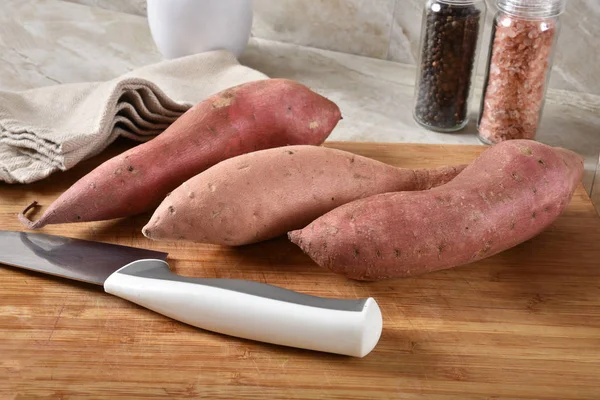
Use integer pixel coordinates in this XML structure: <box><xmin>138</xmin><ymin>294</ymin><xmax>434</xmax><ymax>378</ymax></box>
<box><xmin>0</xmin><ymin>50</ymin><xmax>268</xmax><ymax>184</ymax></box>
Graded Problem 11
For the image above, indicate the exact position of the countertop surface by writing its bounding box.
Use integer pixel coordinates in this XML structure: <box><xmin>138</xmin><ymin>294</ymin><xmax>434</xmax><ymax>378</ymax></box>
<box><xmin>1</xmin><ymin>0</ymin><xmax>599</xmax><ymax>213</ymax></box>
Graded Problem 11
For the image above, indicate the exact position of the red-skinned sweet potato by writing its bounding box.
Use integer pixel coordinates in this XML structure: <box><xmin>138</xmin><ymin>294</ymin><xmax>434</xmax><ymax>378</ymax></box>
<box><xmin>141</xmin><ymin>145</ymin><xmax>466</xmax><ymax>246</ymax></box>
<box><xmin>288</xmin><ymin>140</ymin><xmax>584</xmax><ymax>281</ymax></box>
<box><xmin>19</xmin><ymin>78</ymin><xmax>341</xmax><ymax>229</ymax></box>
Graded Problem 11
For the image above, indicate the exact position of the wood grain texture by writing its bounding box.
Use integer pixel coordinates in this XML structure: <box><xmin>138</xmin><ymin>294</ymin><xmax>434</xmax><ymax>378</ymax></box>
<box><xmin>1</xmin><ymin>140</ymin><xmax>599</xmax><ymax>400</ymax></box>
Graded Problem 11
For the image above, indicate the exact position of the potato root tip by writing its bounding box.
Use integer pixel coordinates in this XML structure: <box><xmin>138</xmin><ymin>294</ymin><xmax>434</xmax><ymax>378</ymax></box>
<box><xmin>18</xmin><ymin>201</ymin><xmax>43</xmax><ymax>230</ymax></box>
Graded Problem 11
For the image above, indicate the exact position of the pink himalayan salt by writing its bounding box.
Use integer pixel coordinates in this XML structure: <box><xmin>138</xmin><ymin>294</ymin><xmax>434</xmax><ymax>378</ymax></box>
<box><xmin>478</xmin><ymin>15</ymin><xmax>556</xmax><ymax>143</ymax></box>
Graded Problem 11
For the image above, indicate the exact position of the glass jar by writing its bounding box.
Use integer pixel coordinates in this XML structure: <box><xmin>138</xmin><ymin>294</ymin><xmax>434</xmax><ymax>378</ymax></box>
<box><xmin>412</xmin><ymin>0</ymin><xmax>487</xmax><ymax>132</ymax></box>
<box><xmin>477</xmin><ymin>0</ymin><xmax>567</xmax><ymax>144</ymax></box>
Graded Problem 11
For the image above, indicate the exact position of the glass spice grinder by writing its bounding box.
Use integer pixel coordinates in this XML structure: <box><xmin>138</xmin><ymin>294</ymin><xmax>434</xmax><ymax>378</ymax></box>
<box><xmin>412</xmin><ymin>0</ymin><xmax>487</xmax><ymax>132</ymax></box>
<box><xmin>477</xmin><ymin>0</ymin><xmax>568</xmax><ymax>144</ymax></box>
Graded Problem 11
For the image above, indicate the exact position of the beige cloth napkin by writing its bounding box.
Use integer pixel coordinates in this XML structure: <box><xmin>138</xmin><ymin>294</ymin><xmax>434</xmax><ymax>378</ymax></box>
<box><xmin>0</xmin><ymin>50</ymin><xmax>268</xmax><ymax>184</ymax></box>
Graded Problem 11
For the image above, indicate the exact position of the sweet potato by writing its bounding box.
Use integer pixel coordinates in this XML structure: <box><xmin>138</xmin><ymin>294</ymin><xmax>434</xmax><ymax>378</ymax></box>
<box><xmin>19</xmin><ymin>79</ymin><xmax>341</xmax><ymax>229</ymax></box>
<box><xmin>141</xmin><ymin>145</ymin><xmax>466</xmax><ymax>246</ymax></box>
<box><xmin>288</xmin><ymin>140</ymin><xmax>584</xmax><ymax>281</ymax></box>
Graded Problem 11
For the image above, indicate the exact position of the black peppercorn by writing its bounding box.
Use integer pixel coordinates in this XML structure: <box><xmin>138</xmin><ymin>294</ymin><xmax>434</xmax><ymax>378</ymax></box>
<box><xmin>413</xmin><ymin>1</ymin><xmax>484</xmax><ymax>132</ymax></box>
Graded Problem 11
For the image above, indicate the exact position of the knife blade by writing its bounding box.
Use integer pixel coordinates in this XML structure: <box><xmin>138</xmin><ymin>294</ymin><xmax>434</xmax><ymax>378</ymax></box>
<box><xmin>0</xmin><ymin>230</ymin><xmax>382</xmax><ymax>357</ymax></box>
<box><xmin>0</xmin><ymin>230</ymin><xmax>168</xmax><ymax>285</ymax></box>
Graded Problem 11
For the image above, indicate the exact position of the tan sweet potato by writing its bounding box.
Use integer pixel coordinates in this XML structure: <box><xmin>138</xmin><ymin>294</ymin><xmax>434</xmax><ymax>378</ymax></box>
<box><xmin>19</xmin><ymin>79</ymin><xmax>341</xmax><ymax>229</ymax></box>
<box><xmin>288</xmin><ymin>140</ymin><xmax>584</xmax><ymax>281</ymax></box>
<box><xmin>141</xmin><ymin>145</ymin><xmax>466</xmax><ymax>246</ymax></box>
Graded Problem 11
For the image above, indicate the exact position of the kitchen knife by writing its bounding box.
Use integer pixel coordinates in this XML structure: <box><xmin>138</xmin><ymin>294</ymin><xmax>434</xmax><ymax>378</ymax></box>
<box><xmin>0</xmin><ymin>230</ymin><xmax>382</xmax><ymax>357</ymax></box>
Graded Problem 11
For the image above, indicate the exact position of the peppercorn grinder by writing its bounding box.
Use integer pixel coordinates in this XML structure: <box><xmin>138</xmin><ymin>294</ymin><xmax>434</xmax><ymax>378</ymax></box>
<box><xmin>412</xmin><ymin>0</ymin><xmax>487</xmax><ymax>132</ymax></box>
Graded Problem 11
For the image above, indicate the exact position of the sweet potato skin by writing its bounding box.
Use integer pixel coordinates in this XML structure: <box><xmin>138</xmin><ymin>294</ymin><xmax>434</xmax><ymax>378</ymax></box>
<box><xmin>288</xmin><ymin>140</ymin><xmax>584</xmax><ymax>281</ymax></box>
<box><xmin>142</xmin><ymin>145</ymin><xmax>466</xmax><ymax>246</ymax></box>
<box><xmin>19</xmin><ymin>79</ymin><xmax>341</xmax><ymax>229</ymax></box>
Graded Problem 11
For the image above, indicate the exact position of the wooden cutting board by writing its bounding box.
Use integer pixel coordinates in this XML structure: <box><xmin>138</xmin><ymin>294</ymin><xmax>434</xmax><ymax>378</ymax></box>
<box><xmin>1</xmin><ymin>140</ymin><xmax>599</xmax><ymax>400</ymax></box>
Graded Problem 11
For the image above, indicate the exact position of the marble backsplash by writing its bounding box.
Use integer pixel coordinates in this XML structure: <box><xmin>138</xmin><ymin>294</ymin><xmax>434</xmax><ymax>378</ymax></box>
<box><xmin>63</xmin><ymin>0</ymin><xmax>147</xmax><ymax>15</ymax></box>
<box><xmin>389</xmin><ymin>0</ymin><xmax>600</xmax><ymax>96</ymax></box>
<box><xmin>63</xmin><ymin>0</ymin><xmax>599</xmax><ymax>95</ymax></box>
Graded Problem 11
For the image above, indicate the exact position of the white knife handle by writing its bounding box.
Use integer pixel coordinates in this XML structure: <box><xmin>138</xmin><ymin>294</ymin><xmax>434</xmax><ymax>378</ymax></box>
<box><xmin>104</xmin><ymin>259</ymin><xmax>382</xmax><ymax>357</ymax></box>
